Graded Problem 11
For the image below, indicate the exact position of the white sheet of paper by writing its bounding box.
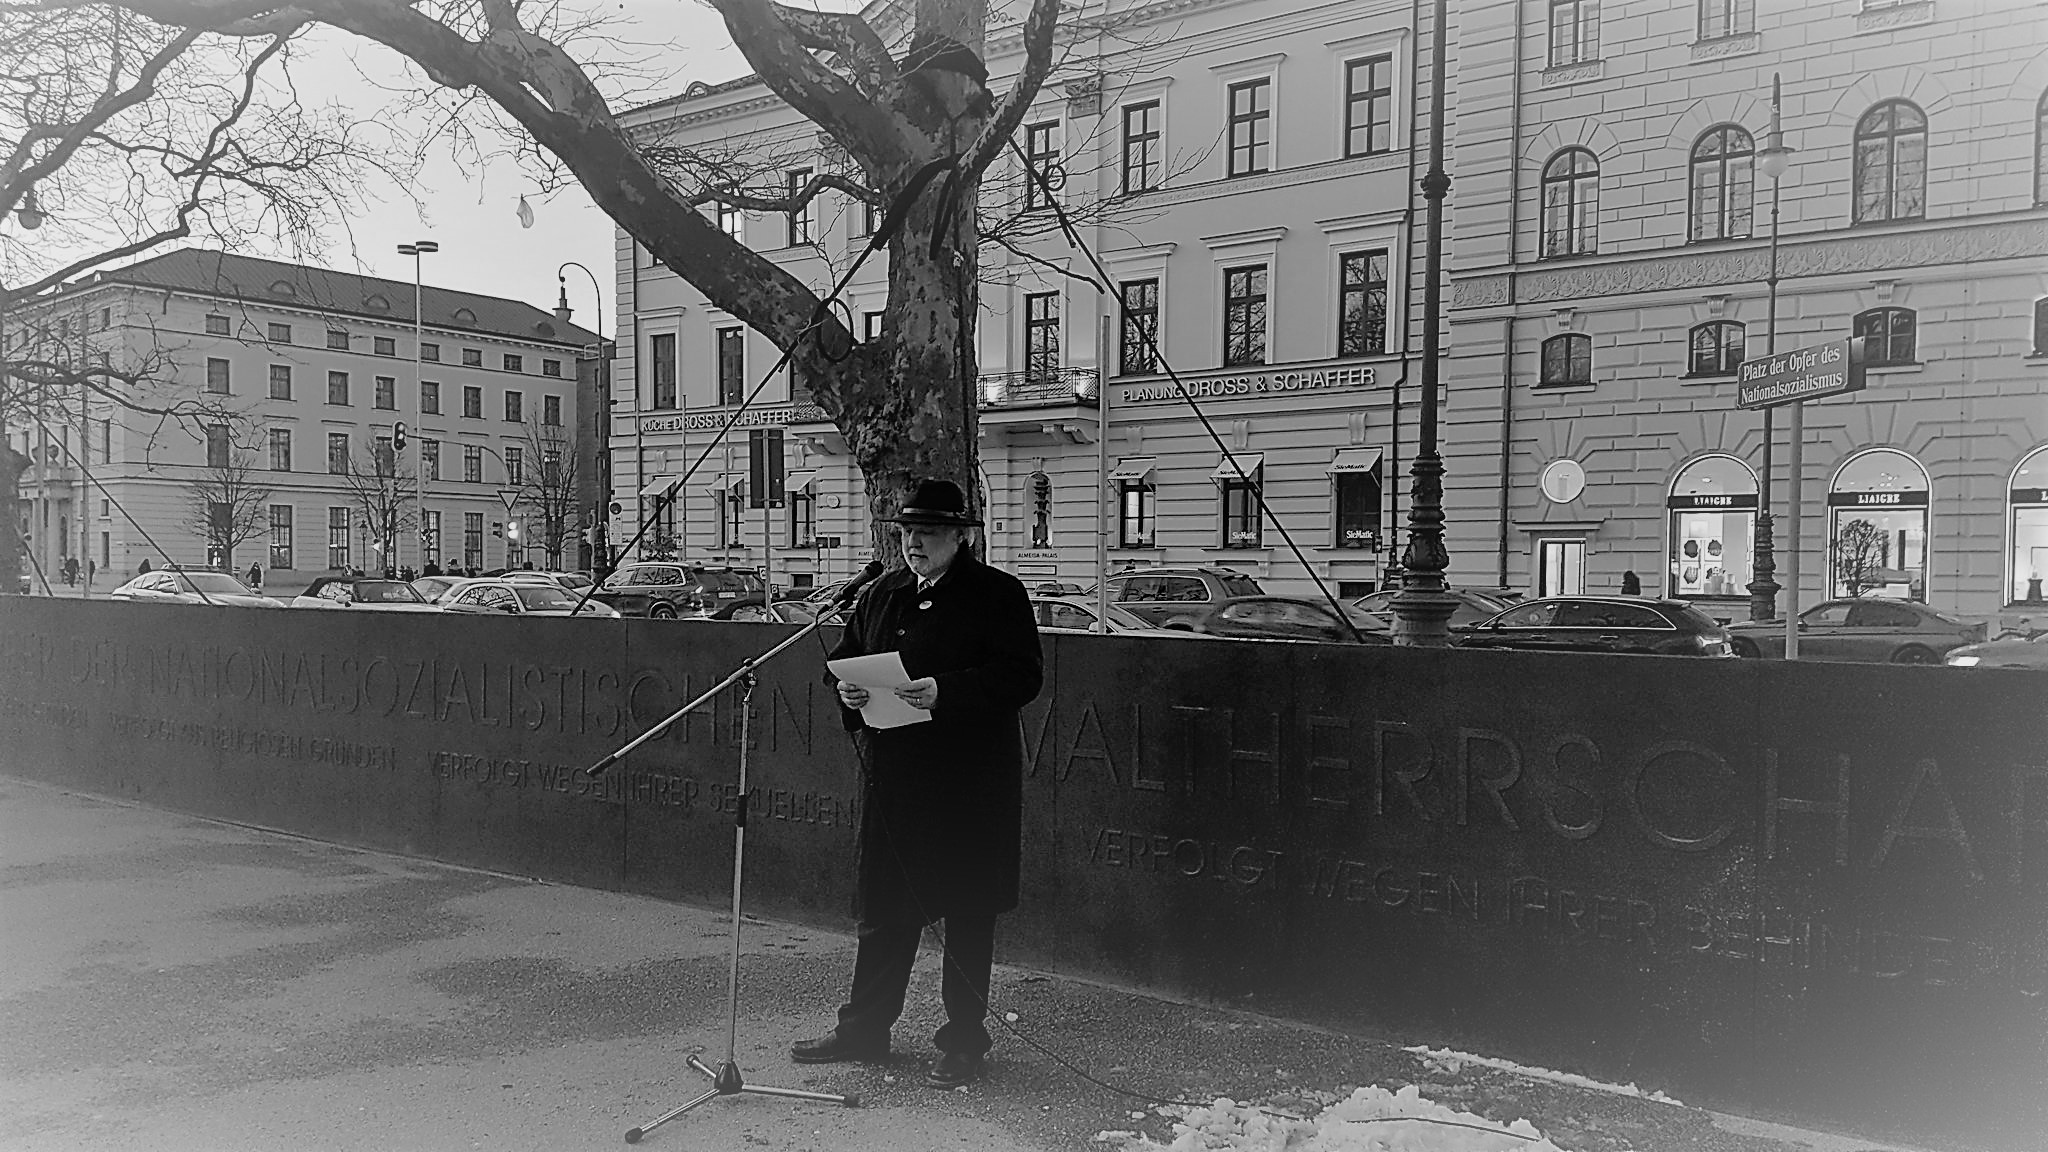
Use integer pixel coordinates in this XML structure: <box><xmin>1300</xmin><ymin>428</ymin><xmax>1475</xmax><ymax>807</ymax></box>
<box><xmin>825</xmin><ymin>652</ymin><xmax>932</xmax><ymax>730</ymax></box>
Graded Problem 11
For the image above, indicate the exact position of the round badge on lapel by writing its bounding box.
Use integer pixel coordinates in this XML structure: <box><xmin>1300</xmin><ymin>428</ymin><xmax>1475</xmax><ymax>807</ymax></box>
<box><xmin>918</xmin><ymin>600</ymin><xmax>933</xmax><ymax>610</ymax></box>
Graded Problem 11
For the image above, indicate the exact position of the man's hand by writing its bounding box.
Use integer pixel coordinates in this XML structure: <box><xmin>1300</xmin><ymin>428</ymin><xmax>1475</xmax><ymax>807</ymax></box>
<box><xmin>895</xmin><ymin>677</ymin><xmax>939</xmax><ymax>710</ymax></box>
<box><xmin>836</xmin><ymin>680</ymin><xmax>871</xmax><ymax>709</ymax></box>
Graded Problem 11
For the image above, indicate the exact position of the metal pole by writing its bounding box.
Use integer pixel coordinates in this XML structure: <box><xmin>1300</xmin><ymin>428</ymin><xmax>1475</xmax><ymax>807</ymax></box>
<box><xmin>1786</xmin><ymin>400</ymin><xmax>1804</xmax><ymax>659</ymax></box>
<box><xmin>1747</xmin><ymin>142</ymin><xmax>1782</xmax><ymax>623</ymax></box>
<box><xmin>400</xmin><ymin>240</ymin><xmax>438</xmax><ymax>572</ymax></box>
<box><xmin>1095</xmin><ymin>315</ymin><xmax>1110</xmax><ymax>633</ymax></box>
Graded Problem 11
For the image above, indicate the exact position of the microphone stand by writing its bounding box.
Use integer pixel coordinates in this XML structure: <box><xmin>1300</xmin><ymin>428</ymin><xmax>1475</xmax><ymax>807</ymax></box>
<box><xmin>586</xmin><ymin>579</ymin><xmax>877</xmax><ymax>1144</ymax></box>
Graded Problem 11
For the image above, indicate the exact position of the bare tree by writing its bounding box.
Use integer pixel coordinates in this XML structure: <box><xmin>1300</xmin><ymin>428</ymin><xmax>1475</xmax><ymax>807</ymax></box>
<box><xmin>105</xmin><ymin>0</ymin><xmax>1063</xmax><ymax>556</ymax></box>
<box><xmin>180</xmin><ymin>440</ymin><xmax>271</xmax><ymax>570</ymax></box>
<box><xmin>337</xmin><ymin>438</ymin><xmax>414</xmax><ymax>575</ymax></box>
<box><xmin>505</xmin><ymin>416</ymin><xmax>579</xmax><ymax>568</ymax></box>
<box><xmin>1832</xmin><ymin>518</ymin><xmax>1888</xmax><ymax>598</ymax></box>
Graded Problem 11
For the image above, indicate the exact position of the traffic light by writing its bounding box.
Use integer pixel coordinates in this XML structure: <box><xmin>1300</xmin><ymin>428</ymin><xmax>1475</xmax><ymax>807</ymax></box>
<box><xmin>393</xmin><ymin>422</ymin><xmax>408</xmax><ymax>452</ymax></box>
<box><xmin>506</xmin><ymin>520</ymin><xmax>521</xmax><ymax>542</ymax></box>
<box><xmin>490</xmin><ymin>521</ymin><xmax>502</xmax><ymax>538</ymax></box>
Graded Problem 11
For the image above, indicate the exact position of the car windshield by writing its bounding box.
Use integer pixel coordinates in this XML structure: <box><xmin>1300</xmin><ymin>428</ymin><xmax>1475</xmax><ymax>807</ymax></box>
<box><xmin>1216</xmin><ymin>573</ymin><xmax>1263</xmax><ymax>597</ymax></box>
<box><xmin>1104</xmin><ymin>604</ymin><xmax>1152</xmax><ymax>630</ymax></box>
<box><xmin>516</xmin><ymin>586</ymin><xmax>577</xmax><ymax>610</ymax></box>
<box><xmin>556</xmin><ymin>573</ymin><xmax>593</xmax><ymax>589</ymax></box>
<box><xmin>356</xmin><ymin>581</ymin><xmax>424</xmax><ymax>603</ymax></box>
<box><xmin>607</xmin><ymin>566</ymin><xmax>678</xmax><ymax>588</ymax></box>
<box><xmin>173</xmin><ymin>573</ymin><xmax>249</xmax><ymax>594</ymax></box>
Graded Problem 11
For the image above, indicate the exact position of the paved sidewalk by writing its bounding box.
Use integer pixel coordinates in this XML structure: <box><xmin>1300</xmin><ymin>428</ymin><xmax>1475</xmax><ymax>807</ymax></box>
<box><xmin>0</xmin><ymin>776</ymin><xmax>1935</xmax><ymax>1152</ymax></box>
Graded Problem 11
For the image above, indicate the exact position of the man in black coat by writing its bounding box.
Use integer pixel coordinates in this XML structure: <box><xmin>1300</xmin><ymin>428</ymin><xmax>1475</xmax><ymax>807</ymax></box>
<box><xmin>792</xmin><ymin>479</ymin><xmax>1043</xmax><ymax>1089</ymax></box>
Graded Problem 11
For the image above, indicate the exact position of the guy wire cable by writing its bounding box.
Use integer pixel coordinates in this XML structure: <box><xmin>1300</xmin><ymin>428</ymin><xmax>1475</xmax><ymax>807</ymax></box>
<box><xmin>1003</xmin><ymin>138</ymin><xmax>1371</xmax><ymax>642</ymax></box>
<box><xmin>21</xmin><ymin>407</ymin><xmax>215</xmax><ymax>604</ymax></box>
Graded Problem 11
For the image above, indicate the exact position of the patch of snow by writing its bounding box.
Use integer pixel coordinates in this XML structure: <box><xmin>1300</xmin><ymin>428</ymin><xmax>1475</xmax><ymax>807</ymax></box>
<box><xmin>1401</xmin><ymin>1046</ymin><xmax>1685</xmax><ymax>1106</ymax></box>
<box><xmin>1112</xmin><ymin>1085</ymin><xmax>1593</xmax><ymax>1152</ymax></box>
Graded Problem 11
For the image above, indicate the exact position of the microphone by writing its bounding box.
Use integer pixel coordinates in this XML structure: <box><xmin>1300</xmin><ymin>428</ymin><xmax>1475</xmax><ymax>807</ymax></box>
<box><xmin>832</xmin><ymin>560</ymin><xmax>886</xmax><ymax>612</ymax></box>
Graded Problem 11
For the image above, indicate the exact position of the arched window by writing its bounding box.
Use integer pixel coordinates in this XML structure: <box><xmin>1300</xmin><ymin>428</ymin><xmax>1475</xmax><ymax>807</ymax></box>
<box><xmin>1853</xmin><ymin>100</ymin><xmax>1927</xmax><ymax>224</ymax></box>
<box><xmin>1829</xmin><ymin>448</ymin><xmax>1929</xmax><ymax>600</ymax></box>
<box><xmin>1853</xmin><ymin>307</ymin><xmax>1917</xmax><ymax>367</ymax></box>
<box><xmin>1687</xmin><ymin>321</ymin><xmax>1746</xmax><ymax>376</ymax></box>
<box><xmin>2035</xmin><ymin>90</ymin><xmax>2048</xmax><ymax>206</ymax></box>
<box><xmin>1540</xmin><ymin>333</ymin><xmax>1591</xmax><ymax>387</ymax></box>
<box><xmin>2009</xmin><ymin>445</ymin><xmax>2048</xmax><ymax>604</ymax></box>
<box><xmin>1541</xmin><ymin>148</ymin><xmax>1599</xmax><ymax>257</ymax></box>
<box><xmin>1668</xmin><ymin>454</ymin><xmax>1758</xmax><ymax>600</ymax></box>
<box><xmin>1689</xmin><ymin>125</ymin><xmax>1754</xmax><ymax>241</ymax></box>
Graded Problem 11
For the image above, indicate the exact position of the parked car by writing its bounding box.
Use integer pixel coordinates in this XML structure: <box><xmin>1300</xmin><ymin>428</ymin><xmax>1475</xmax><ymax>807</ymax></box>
<box><xmin>1173</xmin><ymin>595</ymin><xmax>1393</xmax><ymax>644</ymax></box>
<box><xmin>1945</xmin><ymin>631</ymin><xmax>2048</xmax><ymax>669</ymax></box>
<box><xmin>1725</xmin><ymin>598</ymin><xmax>1984</xmax><ymax>663</ymax></box>
<box><xmin>589</xmin><ymin>563</ymin><xmax>767</xmax><ymax>619</ymax></box>
<box><xmin>108</xmin><ymin>570</ymin><xmax>281</xmax><ymax>608</ymax></box>
<box><xmin>437</xmin><ymin>579</ymin><xmax>621</xmax><ymax>617</ymax></box>
<box><xmin>703</xmin><ymin>600</ymin><xmax>819</xmax><ymax>624</ymax></box>
<box><xmin>1098</xmin><ymin>565</ymin><xmax>1265</xmax><ymax>627</ymax></box>
<box><xmin>1030</xmin><ymin>595</ymin><xmax>1179</xmax><ymax>635</ymax></box>
<box><xmin>411</xmin><ymin>575</ymin><xmax>466</xmax><ymax>603</ymax></box>
<box><xmin>498</xmin><ymin>569</ymin><xmax>597</xmax><ymax>592</ymax></box>
<box><xmin>289</xmin><ymin>576</ymin><xmax>439</xmax><ymax>612</ymax></box>
<box><xmin>1351</xmin><ymin>587</ymin><xmax>1515</xmax><ymax>631</ymax></box>
<box><xmin>1458</xmin><ymin>597</ymin><xmax>1734</xmax><ymax>657</ymax></box>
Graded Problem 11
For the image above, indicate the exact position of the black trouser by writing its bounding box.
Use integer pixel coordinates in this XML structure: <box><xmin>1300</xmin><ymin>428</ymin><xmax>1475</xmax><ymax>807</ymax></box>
<box><xmin>834</xmin><ymin>912</ymin><xmax>997</xmax><ymax>1056</ymax></box>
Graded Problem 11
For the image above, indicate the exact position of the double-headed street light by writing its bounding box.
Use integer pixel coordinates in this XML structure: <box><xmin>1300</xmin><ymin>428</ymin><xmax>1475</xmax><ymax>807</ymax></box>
<box><xmin>1745</xmin><ymin>75</ymin><xmax>1797</xmax><ymax>628</ymax></box>
<box><xmin>398</xmin><ymin>240</ymin><xmax>438</xmax><ymax>571</ymax></box>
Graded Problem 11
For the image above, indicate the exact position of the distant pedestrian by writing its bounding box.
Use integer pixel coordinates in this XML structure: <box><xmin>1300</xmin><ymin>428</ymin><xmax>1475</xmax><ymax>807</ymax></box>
<box><xmin>85</xmin><ymin>559</ymin><xmax>95</xmax><ymax>584</ymax></box>
<box><xmin>1620</xmin><ymin>570</ymin><xmax>1642</xmax><ymax>596</ymax></box>
<box><xmin>62</xmin><ymin>557</ymin><xmax>77</xmax><ymax>586</ymax></box>
<box><xmin>138</xmin><ymin>557</ymin><xmax>153</xmax><ymax>576</ymax></box>
<box><xmin>247</xmin><ymin>562</ymin><xmax>262</xmax><ymax>588</ymax></box>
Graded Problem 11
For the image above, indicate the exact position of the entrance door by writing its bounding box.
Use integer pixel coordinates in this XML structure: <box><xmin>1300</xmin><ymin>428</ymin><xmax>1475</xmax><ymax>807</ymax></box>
<box><xmin>1538</xmin><ymin>539</ymin><xmax>1585</xmax><ymax>597</ymax></box>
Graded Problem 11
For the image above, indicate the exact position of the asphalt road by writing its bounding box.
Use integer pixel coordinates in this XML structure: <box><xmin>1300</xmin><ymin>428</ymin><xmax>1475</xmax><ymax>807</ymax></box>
<box><xmin>0</xmin><ymin>776</ymin><xmax>1931</xmax><ymax>1152</ymax></box>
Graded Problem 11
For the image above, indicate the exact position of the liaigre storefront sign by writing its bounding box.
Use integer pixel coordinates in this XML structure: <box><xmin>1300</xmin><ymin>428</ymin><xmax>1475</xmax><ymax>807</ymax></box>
<box><xmin>1119</xmin><ymin>363</ymin><xmax>1376</xmax><ymax>405</ymax></box>
<box><xmin>640</xmin><ymin>403</ymin><xmax>827</xmax><ymax>435</ymax></box>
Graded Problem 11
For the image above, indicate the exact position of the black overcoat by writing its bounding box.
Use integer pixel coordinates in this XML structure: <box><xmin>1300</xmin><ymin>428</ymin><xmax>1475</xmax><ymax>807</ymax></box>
<box><xmin>828</xmin><ymin>552</ymin><xmax>1043</xmax><ymax>925</ymax></box>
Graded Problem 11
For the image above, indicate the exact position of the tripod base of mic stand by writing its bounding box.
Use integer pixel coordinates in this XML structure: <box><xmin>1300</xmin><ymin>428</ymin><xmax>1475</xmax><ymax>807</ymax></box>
<box><xmin>622</xmin><ymin>1052</ymin><xmax>860</xmax><ymax>1144</ymax></box>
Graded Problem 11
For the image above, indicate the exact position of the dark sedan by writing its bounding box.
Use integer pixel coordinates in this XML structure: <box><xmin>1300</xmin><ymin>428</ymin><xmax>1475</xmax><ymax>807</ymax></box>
<box><xmin>1352</xmin><ymin>587</ymin><xmax>1514</xmax><ymax>631</ymax></box>
<box><xmin>1170</xmin><ymin>595</ymin><xmax>1393</xmax><ymax>644</ymax></box>
<box><xmin>1725</xmin><ymin>598</ymin><xmax>1984</xmax><ymax>663</ymax></box>
<box><xmin>1458</xmin><ymin>597</ymin><xmax>1734</xmax><ymax>657</ymax></box>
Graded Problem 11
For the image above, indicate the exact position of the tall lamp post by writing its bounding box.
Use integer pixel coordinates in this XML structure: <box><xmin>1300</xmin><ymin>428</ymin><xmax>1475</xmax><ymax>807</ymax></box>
<box><xmin>1745</xmin><ymin>76</ymin><xmax>1793</xmax><ymax>622</ymax></box>
<box><xmin>1390</xmin><ymin>0</ymin><xmax>1459</xmax><ymax>646</ymax></box>
<box><xmin>556</xmin><ymin>261</ymin><xmax>605</xmax><ymax>569</ymax></box>
<box><xmin>398</xmin><ymin>240</ymin><xmax>438</xmax><ymax>572</ymax></box>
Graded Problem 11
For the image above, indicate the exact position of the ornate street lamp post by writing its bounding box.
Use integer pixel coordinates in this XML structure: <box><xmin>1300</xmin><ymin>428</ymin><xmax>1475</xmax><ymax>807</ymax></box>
<box><xmin>1746</xmin><ymin>74</ymin><xmax>1794</xmax><ymax>623</ymax></box>
<box><xmin>397</xmin><ymin>240</ymin><xmax>438</xmax><ymax>571</ymax></box>
<box><xmin>1390</xmin><ymin>0</ymin><xmax>1459</xmax><ymax>645</ymax></box>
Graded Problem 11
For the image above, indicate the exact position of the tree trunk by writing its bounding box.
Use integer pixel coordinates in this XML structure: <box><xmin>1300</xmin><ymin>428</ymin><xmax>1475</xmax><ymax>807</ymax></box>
<box><xmin>1</xmin><ymin>444</ymin><xmax>26</xmax><ymax>594</ymax></box>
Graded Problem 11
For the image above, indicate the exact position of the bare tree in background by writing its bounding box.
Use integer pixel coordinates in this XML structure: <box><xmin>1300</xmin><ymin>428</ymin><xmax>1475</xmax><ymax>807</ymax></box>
<box><xmin>506</xmin><ymin>416</ymin><xmax>580</xmax><ymax>569</ymax></box>
<box><xmin>1832</xmin><ymin>518</ymin><xmax>1888</xmax><ymax>598</ymax></box>
<box><xmin>337</xmin><ymin>438</ymin><xmax>415</xmax><ymax>575</ymax></box>
<box><xmin>180</xmin><ymin>440</ymin><xmax>272</xmax><ymax>571</ymax></box>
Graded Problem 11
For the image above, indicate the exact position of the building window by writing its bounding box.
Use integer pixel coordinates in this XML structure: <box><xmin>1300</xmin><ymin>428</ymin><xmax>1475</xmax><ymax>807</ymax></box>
<box><xmin>421</xmin><ymin>342</ymin><xmax>440</xmax><ymax>362</ymax></box>
<box><xmin>327</xmin><ymin>370</ymin><xmax>350</xmax><ymax>405</ymax></box>
<box><xmin>462</xmin><ymin>347</ymin><xmax>483</xmax><ymax>367</ymax></box>
<box><xmin>1220</xmin><ymin>467</ymin><xmax>1262</xmax><ymax>548</ymax></box>
<box><xmin>717</xmin><ymin>327</ymin><xmax>746</xmax><ymax>405</ymax></box>
<box><xmin>464</xmin><ymin>512</ymin><xmax>484</xmax><ymax>569</ymax></box>
<box><xmin>544</xmin><ymin>395</ymin><xmax>562</xmax><ymax>426</ymax></box>
<box><xmin>205</xmin><ymin>424</ymin><xmax>231</xmax><ymax>469</ymax></box>
<box><xmin>1540</xmin><ymin>333</ymin><xmax>1593</xmax><ymax>386</ymax></box>
<box><xmin>327</xmin><ymin>432</ymin><xmax>349</xmax><ymax>474</ymax></box>
<box><xmin>2035</xmin><ymin>90</ymin><xmax>2048</xmax><ymax>206</ymax></box>
<box><xmin>374</xmin><ymin>336</ymin><xmax>396</xmax><ymax>356</ymax></box>
<box><xmin>326</xmin><ymin>329</ymin><xmax>349</xmax><ymax>350</ymax></box>
<box><xmin>328</xmin><ymin>507</ymin><xmax>351</xmax><ymax>569</ymax></box>
<box><xmin>269</xmin><ymin>505</ymin><xmax>293</xmax><ymax>569</ymax></box>
<box><xmin>462</xmin><ymin>385</ymin><xmax>482</xmax><ymax>418</ymax></box>
<box><xmin>2035</xmin><ymin>298</ymin><xmax>2048</xmax><ymax>355</ymax></box>
<box><xmin>269</xmin><ymin>428</ymin><xmax>292</xmax><ymax>472</ymax></box>
<box><xmin>374</xmin><ymin>376</ymin><xmax>395</xmax><ymax>409</ymax></box>
<box><xmin>505</xmin><ymin>391</ymin><xmax>523</xmax><ymax>422</ymax></box>
<box><xmin>1337</xmin><ymin>250</ymin><xmax>1388</xmax><ymax>357</ymax></box>
<box><xmin>723</xmin><ymin>486</ymin><xmax>747</xmax><ymax>549</ymax></box>
<box><xmin>421</xmin><ymin>381</ymin><xmax>440</xmax><ymax>414</ymax></box>
<box><xmin>422</xmin><ymin>439</ymin><xmax>440</xmax><ymax>481</ymax></box>
<box><xmin>542</xmin><ymin>358</ymin><xmax>562</xmax><ymax>378</ymax></box>
<box><xmin>1542</xmin><ymin>148</ymin><xmax>1600</xmax><ymax>257</ymax></box>
<box><xmin>205</xmin><ymin>357</ymin><xmax>231</xmax><ymax>394</ymax></box>
<box><xmin>1122</xmin><ymin>101</ymin><xmax>1161</xmax><ymax>194</ymax></box>
<box><xmin>786</xmin><ymin>167</ymin><xmax>814</xmax><ymax>246</ymax></box>
<box><xmin>1854</xmin><ymin>307</ymin><xmax>1917</xmax><ymax>366</ymax></box>
<box><xmin>1669</xmin><ymin>454</ymin><xmax>1757</xmax><ymax>599</ymax></box>
<box><xmin>500</xmin><ymin>353</ymin><xmax>521</xmax><ymax>373</ymax></box>
<box><xmin>1829</xmin><ymin>448</ymin><xmax>1929</xmax><ymax>600</ymax></box>
<box><xmin>463</xmin><ymin>445</ymin><xmax>483</xmax><ymax>484</ymax></box>
<box><xmin>1687</xmin><ymin>321</ymin><xmax>1745</xmax><ymax>376</ymax></box>
<box><xmin>1690</xmin><ymin>126</ymin><xmax>1754</xmax><ymax>242</ymax></box>
<box><xmin>206</xmin><ymin>314</ymin><xmax>230</xmax><ymax>336</ymax></box>
<box><xmin>1538</xmin><ymin>539</ymin><xmax>1586</xmax><ymax>596</ymax></box>
<box><xmin>1343</xmin><ymin>55</ymin><xmax>1394</xmax><ymax>158</ymax></box>
<box><xmin>650</xmin><ymin>332</ymin><xmax>677</xmax><ymax>409</ymax></box>
<box><xmin>1118</xmin><ymin>478</ymin><xmax>1156</xmax><ymax>547</ymax></box>
<box><xmin>1548</xmin><ymin>0</ymin><xmax>1599</xmax><ymax>68</ymax></box>
<box><xmin>1331</xmin><ymin>454</ymin><xmax>1382</xmax><ymax>549</ymax></box>
<box><xmin>863</xmin><ymin>311</ymin><xmax>884</xmax><ymax>342</ymax></box>
<box><xmin>1223</xmin><ymin>265</ymin><xmax>1268</xmax><ymax>367</ymax></box>
<box><xmin>1226</xmin><ymin>78</ymin><xmax>1272</xmax><ymax>177</ymax></box>
<box><xmin>269</xmin><ymin>364</ymin><xmax>292</xmax><ymax>400</ymax></box>
<box><xmin>1023</xmin><ymin>120</ymin><xmax>1060</xmax><ymax>211</ymax></box>
<box><xmin>268</xmin><ymin>322</ymin><xmax>293</xmax><ymax>344</ymax></box>
<box><xmin>1853</xmin><ymin>100</ymin><xmax>1927</xmax><ymax>225</ymax></box>
<box><xmin>1698</xmin><ymin>0</ymin><xmax>1753</xmax><ymax>38</ymax></box>
<box><xmin>100</xmin><ymin>419</ymin><xmax>111</xmax><ymax>463</ymax></box>
<box><xmin>505</xmin><ymin>445</ymin><xmax>523</xmax><ymax>485</ymax></box>
<box><xmin>788</xmin><ymin>489</ymin><xmax>816</xmax><ymax>546</ymax></box>
<box><xmin>373</xmin><ymin>435</ymin><xmax>395</xmax><ymax>477</ymax></box>
<box><xmin>2008</xmin><ymin>445</ymin><xmax>2048</xmax><ymax>603</ymax></box>
<box><xmin>1119</xmin><ymin>279</ymin><xmax>1159</xmax><ymax>375</ymax></box>
<box><xmin>717</xmin><ymin>200</ymin><xmax>743</xmax><ymax>239</ymax></box>
<box><xmin>422</xmin><ymin>510</ymin><xmax>442</xmax><ymax>568</ymax></box>
<box><xmin>1024</xmin><ymin>292</ymin><xmax>1060</xmax><ymax>384</ymax></box>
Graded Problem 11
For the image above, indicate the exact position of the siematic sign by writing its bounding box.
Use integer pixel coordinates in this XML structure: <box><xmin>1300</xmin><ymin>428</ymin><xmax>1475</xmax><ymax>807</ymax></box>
<box><xmin>1119</xmin><ymin>363</ymin><xmax>1376</xmax><ymax>405</ymax></box>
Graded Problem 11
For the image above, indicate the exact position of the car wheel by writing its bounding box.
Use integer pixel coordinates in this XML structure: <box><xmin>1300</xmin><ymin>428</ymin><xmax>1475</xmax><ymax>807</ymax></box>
<box><xmin>1890</xmin><ymin>645</ymin><xmax>1936</xmax><ymax>665</ymax></box>
<box><xmin>1730</xmin><ymin>637</ymin><xmax>1761</xmax><ymax>659</ymax></box>
<box><xmin>649</xmin><ymin>603</ymin><xmax>677</xmax><ymax>620</ymax></box>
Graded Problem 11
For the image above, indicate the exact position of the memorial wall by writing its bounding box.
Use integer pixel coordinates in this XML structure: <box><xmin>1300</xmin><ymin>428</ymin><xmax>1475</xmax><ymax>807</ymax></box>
<box><xmin>0</xmin><ymin>598</ymin><xmax>2040</xmax><ymax>1148</ymax></box>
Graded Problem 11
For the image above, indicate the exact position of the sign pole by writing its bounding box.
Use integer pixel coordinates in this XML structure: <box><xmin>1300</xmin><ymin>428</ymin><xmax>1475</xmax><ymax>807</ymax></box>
<box><xmin>1786</xmin><ymin>400</ymin><xmax>1804</xmax><ymax>660</ymax></box>
<box><xmin>1096</xmin><ymin>315</ymin><xmax>1111</xmax><ymax>634</ymax></box>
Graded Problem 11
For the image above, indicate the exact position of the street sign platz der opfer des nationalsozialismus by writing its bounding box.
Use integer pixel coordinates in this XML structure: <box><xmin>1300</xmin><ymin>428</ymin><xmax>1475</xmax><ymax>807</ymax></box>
<box><xmin>1735</xmin><ymin>337</ymin><xmax>1867</xmax><ymax>410</ymax></box>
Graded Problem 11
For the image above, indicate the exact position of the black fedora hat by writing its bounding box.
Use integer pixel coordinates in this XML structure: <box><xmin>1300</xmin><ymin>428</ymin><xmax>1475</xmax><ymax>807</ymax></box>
<box><xmin>884</xmin><ymin>478</ymin><xmax>983</xmax><ymax>527</ymax></box>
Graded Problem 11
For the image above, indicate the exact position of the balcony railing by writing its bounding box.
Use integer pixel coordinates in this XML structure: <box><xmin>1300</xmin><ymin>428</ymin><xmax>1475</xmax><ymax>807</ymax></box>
<box><xmin>979</xmin><ymin>367</ymin><xmax>1100</xmax><ymax>409</ymax></box>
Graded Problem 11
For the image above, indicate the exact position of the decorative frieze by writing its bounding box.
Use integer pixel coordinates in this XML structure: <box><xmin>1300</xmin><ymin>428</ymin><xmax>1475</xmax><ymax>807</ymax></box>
<box><xmin>1856</xmin><ymin>1</ymin><xmax>1936</xmax><ymax>34</ymax></box>
<box><xmin>1452</xmin><ymin>275</ymin><xmax>1511</xmax><ymax>309</ymax></box>
<box><xmin>1541</xmin><ymin>60</ymin><xmax>1603</xmax><ymax>87</ymax></box>
<box><xmin>1690</xmin><ymin>33</ymin><xmax>1761</xmax><ymax>62</ymax></box>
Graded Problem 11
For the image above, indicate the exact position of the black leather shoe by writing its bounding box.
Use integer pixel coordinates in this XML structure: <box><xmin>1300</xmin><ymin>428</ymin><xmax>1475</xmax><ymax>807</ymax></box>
<box><xmin>925</xmin><ymin>1051</ymin><xmax>984</xmax><ymax>1088</ymax></box>
<box><xmin>790</xmin><ymin>1029</ymin><xmax>888</xmax><ymax>1064</ymax></box>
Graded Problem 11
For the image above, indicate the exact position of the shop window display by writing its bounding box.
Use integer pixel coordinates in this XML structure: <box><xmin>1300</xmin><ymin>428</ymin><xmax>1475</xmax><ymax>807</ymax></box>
<box><xmin>1827</xmin><ymin>448</ymin><xmax>1928</xmax><ymax>601</ymax></box>
<box><xmin>1667</xmin><ymin>454</ymin><xmax>1756</xmax><ymax>600</ymax></box>
<box><xmin>2009</xmin><ymin>445</ymin><xmax>2048</xmax><ymax>604</ymax></box>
